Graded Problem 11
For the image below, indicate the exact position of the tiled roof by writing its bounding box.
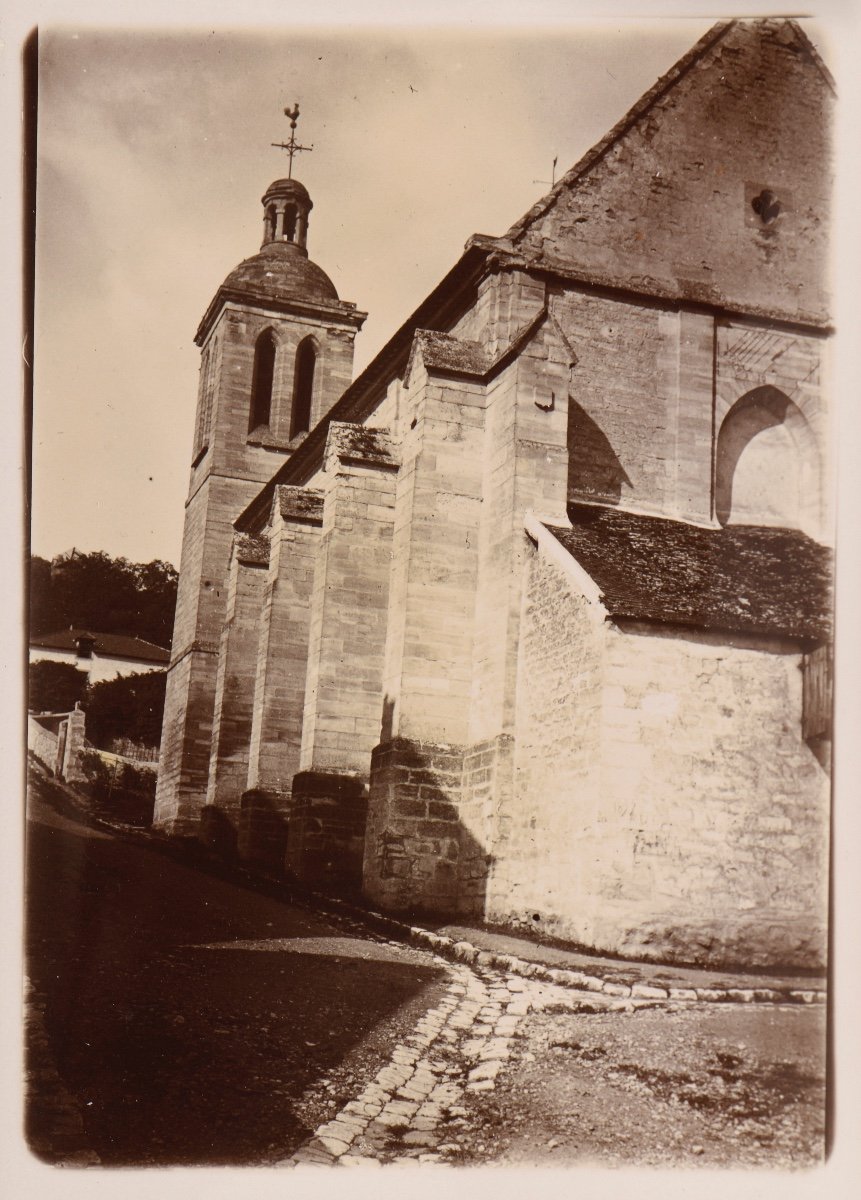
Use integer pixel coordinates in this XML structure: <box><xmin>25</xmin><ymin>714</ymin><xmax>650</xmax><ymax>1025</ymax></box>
<box><xmin>545</xmin><ymin>507</ymin><xmax>832</xmax><ymax>641</ymax></box>
<box><xmin>30</xmin><ymin>628</ymin><xmax>170</xmax><ymax>663</ymax></box>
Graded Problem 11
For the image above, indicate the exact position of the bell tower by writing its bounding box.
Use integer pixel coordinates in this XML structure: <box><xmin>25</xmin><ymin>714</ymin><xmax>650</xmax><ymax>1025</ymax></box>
<box><xmin>155</xmin><ymin>114</ymin><xmax>367</xmax><ymax>835</ymax></box>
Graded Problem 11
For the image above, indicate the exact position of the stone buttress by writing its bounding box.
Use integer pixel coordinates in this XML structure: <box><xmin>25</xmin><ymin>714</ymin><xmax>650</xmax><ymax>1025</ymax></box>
<box><xmin>239</xmin><ymin>485</ymin><xmax>324</xmax><ymax>869</ymax></box>
<box><xmin>204</xmin><ymin>532</ymin><xmax>270</xmax><ymax>822</ymax></box>
<box><xmin>285</xmin><ymin>423</ymin><xmax>398</xmax><ymax>888</ymax></box>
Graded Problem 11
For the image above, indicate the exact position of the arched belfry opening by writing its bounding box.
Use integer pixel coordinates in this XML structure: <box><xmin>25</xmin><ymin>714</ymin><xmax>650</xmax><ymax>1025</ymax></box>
<box><xmin>290</xmin><ymin>337</ymin><xmax>317</xmax><ymax>438</ymax></box>
<box><xmin>260</xmin><ymin>180</ymin><xmax>312</xmax><ymax>252</ymax></box>
<box><xmin>249</xmin><ymin>329</ymin><xmax>277</xmax><ymax>432</ymax></box>
<box><xmin>264</xmin><ymin>205</ymin><xmax>276</xmax><ymax>242</ymax></box>
<box><xmin>715</xmin><ymin>386</ymin><xmax>820</xmax><ymax>534</ymax></box>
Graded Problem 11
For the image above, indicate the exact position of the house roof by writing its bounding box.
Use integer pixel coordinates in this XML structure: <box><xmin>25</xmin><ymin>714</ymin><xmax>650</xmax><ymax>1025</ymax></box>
<box><xmin>30</xmin><ymin>628</ymin><xmax>170</xmax><ymax>663</ymax></box>
<box><xmin>544</xmin><ymin>508</ymin><xmax>832</xmax><ymax>642</ymax></box>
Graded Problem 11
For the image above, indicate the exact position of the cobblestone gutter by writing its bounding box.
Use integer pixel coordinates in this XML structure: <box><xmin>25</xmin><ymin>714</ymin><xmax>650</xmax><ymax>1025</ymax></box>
<box><xmin>287</xmin><ymin>959</ymin><xmax>547</xmax><ymax>1166</ymax></box>
<box><xmin>305</xmin><ymin>891</ymin><xmax>827</xmax><ymax>1008</ymax></box>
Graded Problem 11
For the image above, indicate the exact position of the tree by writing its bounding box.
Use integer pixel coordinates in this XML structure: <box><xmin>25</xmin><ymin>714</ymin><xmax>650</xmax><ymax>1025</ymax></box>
<box><xmin>29</xmin><ymin>551</ymin><xmax>178</xmax><ymax>647</ymax></box>
<box><xmin>85</xmin><ymin>670</ymin><xmax>167</xmax><ymax>750</ymax></box>
<box><xmin>28</xmin><ymin>661</ymin><xmax>87</xmax><ymax>713</ymax></box>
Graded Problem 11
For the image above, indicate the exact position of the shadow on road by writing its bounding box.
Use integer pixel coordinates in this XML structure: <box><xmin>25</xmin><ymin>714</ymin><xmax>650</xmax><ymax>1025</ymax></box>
<box><xmin>25</xmin><ymin>781</ymin><xmax>448</xmax><ymax>1167</ymax></box>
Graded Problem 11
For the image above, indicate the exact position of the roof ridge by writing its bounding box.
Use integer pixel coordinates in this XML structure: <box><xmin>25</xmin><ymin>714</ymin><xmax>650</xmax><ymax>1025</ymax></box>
<box><xmin>505</xmin><ymin>20</ymin><xmax>733</xmax><ymax>245</ymax></box>
<box><xmin>32</xmin><ymin>628</ymin><xmax>170</xmax><ymax>653</ymax></box>
<box><xmin>786</xmin><ymin>18</ymin><xmax>836</xmax><ymax>95</ymax></box>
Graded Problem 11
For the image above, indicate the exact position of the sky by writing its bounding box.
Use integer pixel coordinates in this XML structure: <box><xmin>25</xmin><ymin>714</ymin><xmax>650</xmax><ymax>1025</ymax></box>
<box><xmin>28</xmin><ymin>10</ymin><xmax>837</xmax><ymax>569</ymax></box>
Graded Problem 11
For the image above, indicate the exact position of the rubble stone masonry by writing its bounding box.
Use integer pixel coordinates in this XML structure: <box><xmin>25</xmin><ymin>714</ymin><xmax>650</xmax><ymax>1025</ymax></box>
<box><xmin>499</xmin><ymin>533</ymin><xmax>828</xmax><ymax>968</ymax></box>
<box><xmin>513</xmin><ymin>21</ymin><xmax>831</xmax><ymax>326</ymax></box>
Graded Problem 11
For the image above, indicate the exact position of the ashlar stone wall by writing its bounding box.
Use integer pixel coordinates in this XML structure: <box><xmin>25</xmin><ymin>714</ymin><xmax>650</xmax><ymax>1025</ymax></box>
<box><xmin>555</xmin><ymin>292</ymin><xmax>715</xmax><ymax>523</ymax></box>
<box><xmin>205</xmin><ymin>533</ymin><xmax>269</xmax><ymax>818</ymax></box>
<box><xmin>365</xmin><ymin>347</ymin><xmax>487</xmax><ymax>914</ymax></box>
<box><xmin>299</xmin><ymin>424</ymin><xmax>398</xmax><ymax>774</ymax></box>
<box><xmin>157</xmin><ymin>280</ymin><xmax>359</xmax><ymax>834</ymax></box>
<box><xmin>285</xmin><ymin>424</ymin><xmax>398</xmax><ymax>888</ymax></box>
<box><xmin>246</xmin><ymin>486</ymin><xmax>323</xmax><ymax>797</ymax></box>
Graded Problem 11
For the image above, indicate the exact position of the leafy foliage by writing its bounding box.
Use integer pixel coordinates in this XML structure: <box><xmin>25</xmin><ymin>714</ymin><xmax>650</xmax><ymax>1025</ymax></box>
<box><xmin>85</xmin><ymin>671</ymin><xmax>167</xmax><ymax>751</ymax></box>
<box><xmin>28</xmin><ymin>660</ymin><xmax>88</xmax><ymax>713</ymax></box>
<box><xmin>30</xmin><ymin>551</ymin><xmax>177</xmax><ymax>648</ymax></box>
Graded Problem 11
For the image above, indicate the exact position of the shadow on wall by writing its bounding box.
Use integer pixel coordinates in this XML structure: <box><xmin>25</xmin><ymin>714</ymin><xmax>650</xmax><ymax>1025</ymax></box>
<box><xmin>364</xmin><ymin>730</ymin><xmax>499</xmax><ymax>922</ymax></box>
<box><xmin>715</xmin><ymin>386</ymin><xmax>819</xmax><ymax>531</ymax></box>
<box><xmin>380</xmin><ymin>695</ymin><xmax>395</xmax><ymax>744</ymax></box>
<box><xmin>567</xmin><ymin>398</ymin><xmax>632</xmax><ymax>504</ymax></box>
<box><xmin>190</xmin><ymin>701</ymin><xmax>499</xmax><ymax>921</ymax></box>
<box><xmin>239</xmin><ymin>789</ymin><xmax>292</xmax><ymax>872</ymax></box>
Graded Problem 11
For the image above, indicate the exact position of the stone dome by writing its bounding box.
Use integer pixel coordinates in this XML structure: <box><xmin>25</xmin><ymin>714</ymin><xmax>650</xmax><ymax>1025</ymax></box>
<box><xmin>263</xmin><ymin>178</ymin><xmax>311</xmax><ymax>206</ymax></box>
<box><xmin>222</xmin><ymin>240</ymin><xmax>339</xmax><ymax>304</ymax></box>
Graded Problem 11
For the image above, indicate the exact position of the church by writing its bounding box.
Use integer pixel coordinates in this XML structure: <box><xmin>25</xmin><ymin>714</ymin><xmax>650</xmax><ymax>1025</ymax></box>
<box><xmin>154</xmin><ymin>19</ymin><xmax>833</xmax><ymax>970</ymax></box>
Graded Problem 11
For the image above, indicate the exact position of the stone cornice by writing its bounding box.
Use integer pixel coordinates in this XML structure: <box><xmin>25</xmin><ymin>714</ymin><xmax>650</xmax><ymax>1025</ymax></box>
<box><xmin>194</xmin><ymin>289</ymin><xmax>367</xmax><ymax>348</ymax></box>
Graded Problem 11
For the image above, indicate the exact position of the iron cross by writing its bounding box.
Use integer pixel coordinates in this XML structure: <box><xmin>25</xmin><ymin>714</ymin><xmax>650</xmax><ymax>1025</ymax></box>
<box><xmin>271</xmin><ymin>103</ymin><xmax>313</xmax><ymax>179</ymax></box>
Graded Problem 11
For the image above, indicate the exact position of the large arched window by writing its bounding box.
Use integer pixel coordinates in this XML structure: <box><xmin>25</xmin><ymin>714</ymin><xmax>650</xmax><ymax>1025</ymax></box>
<box><xmin>249</xmin><ymin>329</ymin><xmax>277</xmax><ymax>432</ymax></box>
<box><xmin>290</xmin><ymin>337</ymin><xmax>317</xmax><ymax>438</ymax></box>
<box><xmin>714</xmin><ymin>386</ymin><xmax>820</xmax><ymax>533</ymax></box>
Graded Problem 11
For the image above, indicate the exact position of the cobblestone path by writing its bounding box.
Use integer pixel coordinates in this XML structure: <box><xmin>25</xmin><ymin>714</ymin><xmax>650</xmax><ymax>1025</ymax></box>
<box><xmin>288</xmin><ymin>960</ymin><xmax>576</xmax><ymax>1166</ymax></box>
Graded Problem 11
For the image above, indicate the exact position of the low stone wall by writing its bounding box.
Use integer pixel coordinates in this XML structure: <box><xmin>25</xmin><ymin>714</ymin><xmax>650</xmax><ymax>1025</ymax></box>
<box><xmin>28</xmin><ymin>715</ymin><xmax>59</xmax><ymax>773</ymax></box>
<box><xmin>28</xmin><ymin>705</ymin><xmax>87</xmax><ymax>782</ymax></box>
<box><xmin>90</xmin><ymin>748</ymin><xmax>158</xmax><ymax>774</ymax></box>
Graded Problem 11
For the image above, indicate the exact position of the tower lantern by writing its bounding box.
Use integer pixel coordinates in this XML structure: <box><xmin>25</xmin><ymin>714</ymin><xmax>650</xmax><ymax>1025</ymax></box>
<box><xmin>261</xmin><ymin>178</ymin><xmax>313</xmax><ymax>251</ymax></box>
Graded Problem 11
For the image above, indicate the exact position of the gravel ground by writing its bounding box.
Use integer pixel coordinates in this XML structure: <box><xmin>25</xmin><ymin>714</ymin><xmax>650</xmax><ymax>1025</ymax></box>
<box><xmin>452</xmin><ymin>996</ymin><xmax>826</xmax><ymax>1168</ymax></box>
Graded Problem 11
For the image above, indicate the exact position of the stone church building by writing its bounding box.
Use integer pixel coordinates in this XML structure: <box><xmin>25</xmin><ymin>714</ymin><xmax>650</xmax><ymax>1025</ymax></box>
<box><xmin>155</xmin><ymin>20</ymin><xmax>833</xmax><ymax>970</ymax></box>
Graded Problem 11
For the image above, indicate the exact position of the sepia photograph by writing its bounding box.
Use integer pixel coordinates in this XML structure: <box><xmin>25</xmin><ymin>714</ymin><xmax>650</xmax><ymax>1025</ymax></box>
<box><xmin>14</xmin><ymin>0</ymin><xmax>859</xmax><ymax>1187</ymax></box>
